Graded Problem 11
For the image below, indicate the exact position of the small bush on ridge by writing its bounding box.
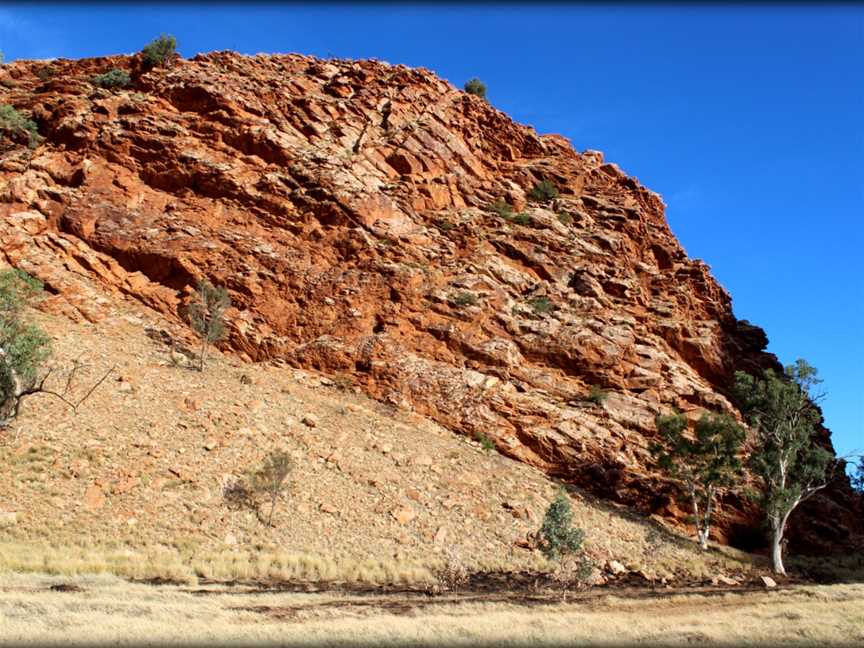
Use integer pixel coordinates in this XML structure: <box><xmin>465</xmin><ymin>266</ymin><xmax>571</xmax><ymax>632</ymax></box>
<box><xmin>463</xmin><ymin>78</ymin><xmax>487</xmax><ymax>99</ymax></box>
<box><xmin>141</xmin><ymin>34</ymin><xmax>177</xmax><ymax>68</ymax></box>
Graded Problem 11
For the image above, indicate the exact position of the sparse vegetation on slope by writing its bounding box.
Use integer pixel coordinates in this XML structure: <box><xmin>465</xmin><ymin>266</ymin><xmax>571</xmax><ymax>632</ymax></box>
<box><xmin>188</xmin><ymin>279</ymin><xmax>230</xmax><ymax>372</ymax></box>
<box><xmin>91</xmin><ymin>68</ymin><xmax>131</xmax><ymax>89</ymax></box>
<box><xmin>0</xmin><ymin>104</ymin><xmax>41</xmax><ymax>149</ymax></box>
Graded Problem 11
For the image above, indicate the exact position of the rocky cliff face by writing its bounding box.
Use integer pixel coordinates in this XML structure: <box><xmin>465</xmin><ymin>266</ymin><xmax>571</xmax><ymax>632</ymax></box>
<box><xmin>0</xmin><ymin>51</ymin><xmax>859</xmax><ymax>552</ymax></box>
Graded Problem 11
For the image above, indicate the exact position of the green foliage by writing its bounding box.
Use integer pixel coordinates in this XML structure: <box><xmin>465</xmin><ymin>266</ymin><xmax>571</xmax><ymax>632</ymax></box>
<box><xmin>474</xmin><ymin>432</ymin><xmax>495</xmax><ymax>451</ymax></box>
<box><xmin>733</xmin><ymin>360</ymin><xmax>834</xmax><ymax>573</ymax></box>
<box><xmin>0</xmin><ymin>104</ymin><xmax>41</xmax><ymax>149</ymax></box>
<box><xmin>0</xmin><ymin>269</ymin><xmax>51</xmax><ymax>423</ymax></box>
<box><xmin>91</xmin><ymin>69</ymin><xmax>131</xmax><ymax>89</ymax></box>
<box><xmin>650</xmin><ymin>411</ymin><xmax>744</xmax><ymax>549</ymax></box>
<box><xmin>453</xmin><ymin>291</ymin><xmax>478</xmax><ymax>307</ymax></box>
<box><xmin>489</xmin><ymin>200</ymin><xmax>513</xmax><ymax>220</ymax></box>
<box><xmin>188</xmin><ymin>279</ymin><xmax>230</xmax><ymax>371</ymax></box>
<box><xmin>435</xmin><ymin>219</ymin><xmax>455</xmax><ymax>232</ymax></box>
<box><xmin>586</xmin><ymin>385</ymin><xmax>607</xmax><ymax>405</ymax></box>
<box><xmin>463</xmin><ymin>77</ymin><xmax>487</xmax><ymax>99</ymax></box>
<box><xmin>734</xmin><ymin>361</ymin><xmax>833</xmax><ymax>520</ymax></box>
<box><xmin>528</xmin><ymin>295</ymin><xmax>553</xmax><ymax>314</ymax></box>
<box><xmin>511</xmin><ymin>212</ymin><xmax>532</xmax><ymax>226</ymax></box>
<box><xmin>851</xmin><ymin>456</ymin><xmax>864</xmax><ymax>493</ymax></box>
<box><xmin>141</xmin><ymin>34</ymin><xmax>177</xmax><ymax>68</ymax></box>
<box><xmin>557</xmin><ymin>211</ymin><xmax>574</xmax><ymax>226</ymax></box>
<box><xmin>529</xmin><ymin>179</ymin><xmax>559</xmax><ymax>203</ymax></box>
<box><xmin>539</xmin><ymin>489</ymin><xmax>585</xmax><ymax>561</ymax></box>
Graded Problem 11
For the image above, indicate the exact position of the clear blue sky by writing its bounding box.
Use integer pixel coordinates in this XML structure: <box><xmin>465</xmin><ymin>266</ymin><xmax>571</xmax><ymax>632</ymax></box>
<box><xmin>2</xmin><ymin>3</ymin><xmax>862</xmax><ymax>462</ymax></box>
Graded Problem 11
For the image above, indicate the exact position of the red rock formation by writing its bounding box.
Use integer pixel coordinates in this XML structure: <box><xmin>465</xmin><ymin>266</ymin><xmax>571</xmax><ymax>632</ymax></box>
<box><xmin>1</xmin><ymin>51</ymin><xmax>859</xmax><ymax>552</ymax></box>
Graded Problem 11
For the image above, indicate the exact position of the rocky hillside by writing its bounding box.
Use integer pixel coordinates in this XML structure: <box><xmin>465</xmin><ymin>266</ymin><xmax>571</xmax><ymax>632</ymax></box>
<box><xmin>0</xmin><ymin>51</ymin><xmax>859</xmax><ymax>553</ymax></box>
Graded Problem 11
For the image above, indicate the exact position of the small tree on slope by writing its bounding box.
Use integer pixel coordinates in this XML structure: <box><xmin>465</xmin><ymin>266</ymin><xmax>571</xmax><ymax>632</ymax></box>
<box><xmin>734</xmin><ymin>360</ymin><xmax>836</xmax><ymax>575</ymax></box>
<box><xmin>188</xmin><ymin>279</ymin><xmax>230</xmax><ymax>372</ymax></box>
<box><xmin>0</xmin><ymin>268</ymin><xmax>112</xmax><ymax>426</ymax></box>
<box><xmin>539</xmin><ymin>489</ymin><xmax>585</xmax><ymax>561</ymax></box>
<box><xmin>0</xmin><ymin>269</ymin><xmax>50</xmax><ymax>425</ymax></box>
<box><xmin>651</xmin><ymin>412</ymin><xmax>745</xmax><ymax>550</ymax></box>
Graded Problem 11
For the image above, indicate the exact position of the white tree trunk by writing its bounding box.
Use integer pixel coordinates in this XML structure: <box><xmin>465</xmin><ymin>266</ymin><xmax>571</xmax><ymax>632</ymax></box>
<box><xmin>771</xmin><ymin>526</ymin><xmax>786</xmax><ymax>575</ymax></box>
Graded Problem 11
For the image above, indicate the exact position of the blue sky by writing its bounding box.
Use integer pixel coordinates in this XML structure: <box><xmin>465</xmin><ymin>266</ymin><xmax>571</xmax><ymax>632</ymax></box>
<box><xmin>1</xmin><ymin>3</ymin><xmax>862</xmax><ymax>462</ymax></box>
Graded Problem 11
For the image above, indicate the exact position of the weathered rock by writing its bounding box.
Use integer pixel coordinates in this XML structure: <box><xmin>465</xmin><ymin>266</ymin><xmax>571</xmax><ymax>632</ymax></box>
<box><xmin>714</xmin><ymin>575</ymin><xmax>739</xmax><ymax>586</ymax></box>
<box><xmin>0</xmin><ymin>511</ymin><xmax>18</xmax><ymax>527</ymax></box>
<box><xmin>391</xmin><ymin>505</ymin><xmax>417</xmax><ymax>525</ymax></box>
<box><xmin>0</xmin><ymin>51</ymin><xmax>859</xmax><ymax>554</ymax></box>
<box><xmin>83</xmin><ymin>484</ymin><xmax>106</xmax><ymax>510</ymax></box>
<box><xmin>607</xmin><ymin>560</ymin><xmax>627</xmax><ymax>575</ymax></box>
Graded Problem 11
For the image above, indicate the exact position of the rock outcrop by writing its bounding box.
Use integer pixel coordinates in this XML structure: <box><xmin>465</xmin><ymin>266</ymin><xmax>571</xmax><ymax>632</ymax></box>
<box><xmin>1</xmin><ymin>51</ymin><xmax>859</xmax><ymax>552</ymax></box>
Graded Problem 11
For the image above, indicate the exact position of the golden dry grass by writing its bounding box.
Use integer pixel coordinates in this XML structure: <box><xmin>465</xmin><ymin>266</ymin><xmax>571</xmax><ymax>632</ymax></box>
<box><xmin>0</xmin><ymin>573</ymin><xmax>862</xmax><ymax>646</ymax></box>
<box><xmin>0</xmin><ymin>538</ymin><xmax>436</xmax><ymax>585</ymax></box>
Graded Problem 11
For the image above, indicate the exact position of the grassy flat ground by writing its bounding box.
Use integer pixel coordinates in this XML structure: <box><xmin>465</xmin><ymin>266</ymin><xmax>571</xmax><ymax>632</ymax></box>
<box><xmin>0</xmin><ymin>573</ymin><xmax>862</xmax><ymax>646</ymax></box>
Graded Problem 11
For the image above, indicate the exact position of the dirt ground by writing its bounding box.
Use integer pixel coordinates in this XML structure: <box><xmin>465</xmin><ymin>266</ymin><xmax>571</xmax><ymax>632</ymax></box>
<box><xmin>0</xmin><ymin>572</ymin><xmax>862</xmax><ymax>646</ymax></box>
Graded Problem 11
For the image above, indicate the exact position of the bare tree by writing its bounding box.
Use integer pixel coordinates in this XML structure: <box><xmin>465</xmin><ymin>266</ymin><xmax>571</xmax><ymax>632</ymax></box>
<box><xmin>249</xmin><ymin>451</ymin><xmax>292</xmax><ymax>527</ymax></box>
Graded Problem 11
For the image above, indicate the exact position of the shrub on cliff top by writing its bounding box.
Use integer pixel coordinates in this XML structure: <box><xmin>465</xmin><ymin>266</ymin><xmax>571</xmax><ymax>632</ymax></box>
<box><xmin>141</xmin><ymin>34</ymin><xmax>177</xmax><ymax>68</ymax></box>
<box><xmin>463</xmin><ymin>78</ymin><xmax>487</xmax><ymax>99</ymax></box>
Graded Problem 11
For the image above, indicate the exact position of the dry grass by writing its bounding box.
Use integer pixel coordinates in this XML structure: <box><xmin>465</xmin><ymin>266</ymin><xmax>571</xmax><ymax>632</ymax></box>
<box><xmin>0</xmin><ymin>573</ymin><xmax>861</xmax><ymax>646</ymax></box>
<box><xmin>0</xmin><ymin>539</ymin><xmax>435</xmax><ymax>586</ymax></box>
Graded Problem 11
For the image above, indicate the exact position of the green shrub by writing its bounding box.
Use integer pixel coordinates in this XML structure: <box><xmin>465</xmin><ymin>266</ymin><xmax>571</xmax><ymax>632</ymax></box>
<box><xmin>490</xmin><ymin>200</ymin><xmax>513</xmax><ymax>220</ymax></box>
<box><xmin>463</xmin><ymin>77</ymin><xmax>487</xmax><ymax>99</ymax></box>
<box><xmin>91</xmin><ymin>68</ymin><xmax>131</xmax><ymax>89</ymax></box>
<box><xmin>511</xmin><ymin>213</ymin><xmax>532</xmax><ymax>226</ymax></box>
<box><xmin>0</xmin><ymin>104</ymin><xmax>41</xmax><ymax>149</ymax></box>
<box><xmin>435</xmin><ymin>219</ymin><xmax>455</xmax><ymax>232</ymax></box>
<box><xmin>557</xmin><ymin>211</ymin><xmax>574</xmax><ymax>226</ymax></box>
<box><xmin>474</xmin><ymin>432</ymin><xmax>495</xmax><ymax>451</ymax></box>
<box><xmin>529</xmin><ymin>296</ymin><xmax>553</xmax><ymax>314</ymax></box>
<box><xmin>586</xmin><ymin>385</ymin><xmax>607</xmax><ymax>405</ymax></box>
<box><xmin>35</xmin><ymin>66</ymin><xmax>56</xmax><ymax>82</ymax></box>
<box><xmin>529</xmin><ymin>179</ymin><xmax>559</xmax><ymax>203</ymax></box>
<box><xmin>539</xmin><ymin>489</ymin><xmax>585</xmax><ymax>560</ymax></box>
<box><xmin>453</xmin><ymin>292</ymin><xmax>478</xmax><ymax>307</ymax></box>
<box><xmin>141</xmin><ymin>34</ymin><xmax>177</xmax><ymax>68</ymax></box>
